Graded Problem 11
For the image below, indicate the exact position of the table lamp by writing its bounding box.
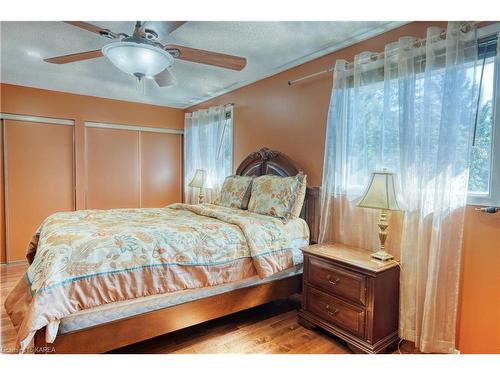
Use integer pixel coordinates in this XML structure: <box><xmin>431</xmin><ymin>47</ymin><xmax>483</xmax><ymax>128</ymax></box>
<box><xmin>188</xmin><ymin>169</ymin><xmax>205</xmax><ymax>204</ymax></box>
<box><xmin>357</xmin><ymin>170</ymin><xmax>402</xmax><ymax>261</ymax></box>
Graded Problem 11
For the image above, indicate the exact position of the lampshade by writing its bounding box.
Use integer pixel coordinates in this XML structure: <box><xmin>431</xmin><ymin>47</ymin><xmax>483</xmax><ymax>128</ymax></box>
<box><xmin>357</xmin><ymin>170</ymin><xmax>402</xmax><ymax>211</ymax></box>
<box><xmin>102</xmin><ymin>41</ymin><xmax>174</xmax><ymax>78</ymax></box>
<box><xmin>189</xmin><ymin>169</ymin><xmax>205</xmax><ymax>189</ymax></box>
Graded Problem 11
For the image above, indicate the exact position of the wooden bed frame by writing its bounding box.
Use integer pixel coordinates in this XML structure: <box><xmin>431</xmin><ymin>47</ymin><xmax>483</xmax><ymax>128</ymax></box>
<box><xmin>34</xmin><ymin>147</ymin><xmax>320</xmax><ymax>354</ymax></box>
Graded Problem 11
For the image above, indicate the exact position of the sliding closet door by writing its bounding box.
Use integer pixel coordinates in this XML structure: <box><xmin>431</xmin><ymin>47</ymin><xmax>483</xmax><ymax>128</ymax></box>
<box><xmin>86</xmin><ymin>127</ymin><xmax>140</xmax><ymax>209</ymax></box>
<box><xmin>140</xmin><ymin>132</ymin><xmax>182</xmax><ymax>207</ymax></box>
<box><xmin>4</xmin><ymin>120</ymin><xmax>74</xmax><ymax>262</ymax></box>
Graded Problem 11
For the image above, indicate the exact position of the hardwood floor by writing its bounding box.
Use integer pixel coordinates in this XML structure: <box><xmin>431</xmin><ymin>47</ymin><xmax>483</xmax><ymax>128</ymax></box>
<box><xmin>112</xmin><ymin>299</ymin><xmax>351</xmax><ymax>354</ymax></box>
<box><xmin>1</xmin><ymin>262</ymin><xmax>28</xmax><ymax>354</ymax></box>
<box><xmin>1</xmin><ymin>263</ymin><xmax>416</xmax><ymax>354</ymax></box>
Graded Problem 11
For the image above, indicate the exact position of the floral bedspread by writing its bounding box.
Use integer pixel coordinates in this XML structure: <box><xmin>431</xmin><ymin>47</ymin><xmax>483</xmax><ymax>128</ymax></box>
<box><xmin>5</xmin><ymin>203</ymin><xmax>309</xmax><ymax>351</ymax></box>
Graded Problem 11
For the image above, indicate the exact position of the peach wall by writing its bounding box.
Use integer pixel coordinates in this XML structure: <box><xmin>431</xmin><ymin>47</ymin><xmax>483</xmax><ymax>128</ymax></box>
<box><xmin>188</xmin><ymin>21</ymin><xmax>499</xmax><ymax>353</ymax></box>
<box><xmin>457</xmin><ymin>206</ymin><xmax>500</xmax><ymax>353</ymax></box>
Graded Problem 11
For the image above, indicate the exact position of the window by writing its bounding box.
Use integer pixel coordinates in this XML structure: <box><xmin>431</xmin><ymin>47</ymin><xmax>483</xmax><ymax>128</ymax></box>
<box><xmin>339</xmin><ymin>32</ymin><xmax>500</xmax><ymax>206</ymax></box>
<box><xmin>467</xmin><ymin>33</ymin><xmax>500</xmax><ymax>206</ymax></box>
<box><xmin>184</xmin><ymin>105</ymin><xmax>233</xmax><ymax>204</ymax></box>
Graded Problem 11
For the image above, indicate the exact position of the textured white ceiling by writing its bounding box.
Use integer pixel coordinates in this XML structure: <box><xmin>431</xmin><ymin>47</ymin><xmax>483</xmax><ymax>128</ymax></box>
<box><xmin>0</xmin><ymin>21</ymin><xmax>404</xmax><ymax>108</ymax></box>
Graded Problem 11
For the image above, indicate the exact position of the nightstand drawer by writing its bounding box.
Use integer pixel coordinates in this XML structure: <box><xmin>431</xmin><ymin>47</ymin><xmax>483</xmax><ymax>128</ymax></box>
<box><xmin>307</xmin><ymin>256</ymin><xmax>367</xmax><ymax>305</ymax></box>
<box><xmin>306</xmin><ymin>286</ymin><xmax>366</xmax><ymax>338</ymax></box>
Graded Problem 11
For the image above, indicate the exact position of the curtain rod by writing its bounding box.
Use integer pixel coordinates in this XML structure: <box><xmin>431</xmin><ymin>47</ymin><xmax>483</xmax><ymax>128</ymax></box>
<box><xmin>185</xmin><ymin>103</ymin><xmax>234</xmax><ymax>114</ymax></box>
<box><xmin>287</xmin><ymin>22</ymin><xmax>481</xmax><ymax>86</ymax></box>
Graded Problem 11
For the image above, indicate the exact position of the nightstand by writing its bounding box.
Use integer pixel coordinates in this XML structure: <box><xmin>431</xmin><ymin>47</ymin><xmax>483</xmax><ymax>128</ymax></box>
<box><xmin>298</xmin><ymin>243</ymin><xmax>400</xmax><ymax>354</ymax></box>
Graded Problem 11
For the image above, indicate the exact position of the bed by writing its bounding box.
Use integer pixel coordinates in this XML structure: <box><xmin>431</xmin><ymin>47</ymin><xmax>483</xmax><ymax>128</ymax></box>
<box><xmin>5</xmin><ymin>147</ymin><xmax>319</xmax><ymax>354</ymax></box>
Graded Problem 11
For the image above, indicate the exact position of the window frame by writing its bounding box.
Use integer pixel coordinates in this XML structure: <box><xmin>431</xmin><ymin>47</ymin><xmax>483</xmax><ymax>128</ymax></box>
<box><xmin>467</xmin><ymin>23</ymin><xmax>500</xmax><ymax>207</ymax></box>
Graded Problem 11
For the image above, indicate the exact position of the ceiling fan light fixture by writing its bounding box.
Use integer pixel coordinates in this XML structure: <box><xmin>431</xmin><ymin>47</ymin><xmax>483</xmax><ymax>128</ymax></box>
<box><xmin>102</xmin><ymin>41</ymin><xmax>174</xmax><ymax>78</ymax></box>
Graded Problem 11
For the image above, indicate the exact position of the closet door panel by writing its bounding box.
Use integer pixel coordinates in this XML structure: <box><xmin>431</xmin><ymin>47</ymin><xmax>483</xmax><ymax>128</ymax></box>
<box><xmin>86</xmin><ymin>127</ymin><xmax>140</xmax><ymax>209</ymax></box>
<box><xmin>4</xmin><ymin>120</ymin><xmax>74</xmax><ymax>262</ymax></box>
<box><xmin>140</xmin><ymin>132</ymin><xmax>182</xmax><ymax>207</ymax></box>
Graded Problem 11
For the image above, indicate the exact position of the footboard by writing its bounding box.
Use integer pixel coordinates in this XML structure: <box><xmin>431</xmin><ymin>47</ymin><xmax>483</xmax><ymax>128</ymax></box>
<box><xmin>34</xmin><ymin>274</ymin><xmax>302</xmax><ymax>354</ymax></box>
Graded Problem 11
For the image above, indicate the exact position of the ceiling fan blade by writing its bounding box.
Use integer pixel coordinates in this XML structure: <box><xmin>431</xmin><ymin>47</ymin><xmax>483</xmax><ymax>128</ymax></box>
<box><xmin>144</xmin><ymin>21</ymin><xmax>187</xmax><ymax>39</ymax></box>
<box><xmin>44</xmin><ymin>49</ymin><xmax>103</xmax><ymax>64</ymax></box>
<box><xmin>165</xmin><ymin>44</ymin><xmax>247</xmax><ymax>71</ymax></box>
<box><xmin>154</xmin><ymin>68</ymin><xmax>177</xmax><ymax>87</ymax></box>
<box><xmin>64</xmin><ymin>21</ymin><xmax>119</xmax><ymax>39</ymax></box>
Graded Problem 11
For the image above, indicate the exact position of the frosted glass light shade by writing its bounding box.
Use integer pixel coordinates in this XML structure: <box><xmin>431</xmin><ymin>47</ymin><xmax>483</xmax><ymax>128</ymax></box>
<box><xmin>102</xmin><ymin>42</ymin><xmax>174</xmax><ymax>77</ymax></box>
<box><xmin>189</xmin><ymin>169</ymin><xmax>205</xmax><ymax>189</ymax></box>
<box><xmin>357</xmin><ymin>170</ymin><xmax>402</xmax><ymax>211</ymax></box>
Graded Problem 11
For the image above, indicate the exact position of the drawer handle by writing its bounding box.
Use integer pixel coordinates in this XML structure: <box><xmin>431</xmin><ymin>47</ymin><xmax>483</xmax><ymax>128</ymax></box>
<box><xmin>326</xmin><ymin>274</ymin><xmax>340</xmax><ymax>285</ymax></box>
<box><xmin>325</xmin><ymin>304</ymin><xmax>339</xmax><ymax>316</ymax></box>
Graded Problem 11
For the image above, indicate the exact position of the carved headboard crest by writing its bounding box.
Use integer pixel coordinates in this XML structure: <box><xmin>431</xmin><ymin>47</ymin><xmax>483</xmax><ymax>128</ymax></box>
<box><xmin>249</xmin><ymin>147</ymin><xmax>281</xmax><ymax>161</ymax></box>
<box><xmin>236</xmin><ymin>147</ymin><xmax>301</xmax><ymax>178</ymax></box>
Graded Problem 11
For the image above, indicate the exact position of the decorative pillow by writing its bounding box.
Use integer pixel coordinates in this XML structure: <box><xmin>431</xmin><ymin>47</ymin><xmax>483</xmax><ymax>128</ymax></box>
<box><xmin>248</xmin><ymin>173</ymin><xmax>307</xmax><ymax>220</ymax></box>
<box><xmin>214</xmin><ymin>175</ymin><xmax>254</xmax><ymax>209</ymax></box>
<box><xmin>290</xmin><ymin>173</ymin><xmax>307</xmax><ymax>219</ymax></box>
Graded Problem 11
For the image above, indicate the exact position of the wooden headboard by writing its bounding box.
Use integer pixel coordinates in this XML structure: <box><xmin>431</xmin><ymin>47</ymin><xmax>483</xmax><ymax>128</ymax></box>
<box><xmin>236</xmin><ymin>147</ymin><xmax>320</xmax><ymax>243</ymax></box>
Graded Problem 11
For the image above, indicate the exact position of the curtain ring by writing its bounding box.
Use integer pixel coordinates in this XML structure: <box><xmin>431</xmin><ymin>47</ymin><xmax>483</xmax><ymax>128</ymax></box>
<box><xmin>460</xmin><ymin>22</ymin><xmax>472</xmax><ymax>34</ymax></box>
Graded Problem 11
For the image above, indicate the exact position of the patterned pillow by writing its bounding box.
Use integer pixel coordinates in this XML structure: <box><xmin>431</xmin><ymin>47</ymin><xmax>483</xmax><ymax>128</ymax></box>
<box><xmin>248</xmin><ymin>173</ymin><xmax>307</xmax><ymax>220</ymax></box>
<box><xmin>214</xmin><ymin>175</ymin><xmax>254</xmax><ymax>209</ymax></box>
<box><xmin>290</xmin><ymin>173</ymin><xmax>307</xmax><ymax>218</ymax></box>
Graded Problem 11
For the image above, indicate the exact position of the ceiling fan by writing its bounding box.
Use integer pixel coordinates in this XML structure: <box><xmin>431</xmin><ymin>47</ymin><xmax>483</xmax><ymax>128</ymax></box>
<box><xmin>44</xmin><ymin>21</ymin><xmax>247</xmax><ymax>87</ymax></box>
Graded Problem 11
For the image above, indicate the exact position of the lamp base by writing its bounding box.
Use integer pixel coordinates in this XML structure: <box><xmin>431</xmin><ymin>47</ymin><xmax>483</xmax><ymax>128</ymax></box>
<box><xmin>371</xmin><ymin>250</ymin><xmax>394</xmax><ymax>261</ymax></box>
<box><xmin>372</xmin><ymin>209</ymin><xmax>394</xmax><ymax>261</ymax></box>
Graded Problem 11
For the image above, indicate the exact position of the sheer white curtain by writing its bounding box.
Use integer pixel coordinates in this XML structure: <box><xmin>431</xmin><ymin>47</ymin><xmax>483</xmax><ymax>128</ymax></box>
<box><xmin>319</xmin><ymin>22</ymin><xmax>482</xmax><ymax>353</ymax></box>
<box><xmin>184</xmin><ymin>105</ymin><xmax>233</xmax><ymax>204</ymax></box>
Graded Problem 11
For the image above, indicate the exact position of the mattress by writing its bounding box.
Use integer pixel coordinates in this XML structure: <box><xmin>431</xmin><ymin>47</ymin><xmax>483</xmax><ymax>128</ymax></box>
<box><xmin>58</xmin><ymin>261</ymin><xmax>304</xmax><ymax>335</ymax></box>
